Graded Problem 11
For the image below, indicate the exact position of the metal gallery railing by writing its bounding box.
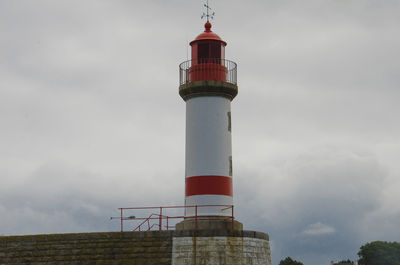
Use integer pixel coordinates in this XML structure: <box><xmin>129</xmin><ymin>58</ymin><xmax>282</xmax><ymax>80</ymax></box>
<box><xmin>115</xmin><ymin>205</ymin><xmax>234</xmax><ymax>232</ymax></box>
<box><xmin>179</xmin><ymin>58</ymin><xmax>237</xmax><ymax>86</ymax></box>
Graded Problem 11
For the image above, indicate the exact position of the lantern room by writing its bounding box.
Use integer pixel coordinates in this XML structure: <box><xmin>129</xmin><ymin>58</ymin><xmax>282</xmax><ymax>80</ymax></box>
<box><xmin>190</xmin><ymin>21</ymin><xmax>226</xmax><ymax>64</ymax></box>
<box><xmin>188</xmin><ymin>21</ymin><xmax>228</xmax><ymax>82</ymax></box>
<box><xmin>178</xmin><ymin>21</ymin><xmax>238</xmax><ymax>101</ymax></box>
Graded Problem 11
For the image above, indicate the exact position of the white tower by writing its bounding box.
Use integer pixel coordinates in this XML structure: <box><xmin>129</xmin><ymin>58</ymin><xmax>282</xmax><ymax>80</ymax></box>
<box><xmin>179</xmin><ymin>21</ymin><xmax>238</xmax><ymax>218</ymax></box>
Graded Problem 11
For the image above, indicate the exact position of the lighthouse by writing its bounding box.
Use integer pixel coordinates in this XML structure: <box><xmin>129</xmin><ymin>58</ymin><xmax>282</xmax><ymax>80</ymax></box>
<box><xmin>178</xmin><ymin>19</ymin><xmax>238</xmax><ymax>219</ymax></box>
<box><xmin>172</xmin><ymin>11</ymin><xmax>271</xmax><ymax>265</ymax></box>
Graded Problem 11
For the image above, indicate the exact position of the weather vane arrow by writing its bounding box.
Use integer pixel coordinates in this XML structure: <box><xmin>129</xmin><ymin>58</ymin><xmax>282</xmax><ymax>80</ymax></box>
<box><xmin>201</xmin><ymin>0</ymin><xmax>215</xmax><ymax>21</ymax></box>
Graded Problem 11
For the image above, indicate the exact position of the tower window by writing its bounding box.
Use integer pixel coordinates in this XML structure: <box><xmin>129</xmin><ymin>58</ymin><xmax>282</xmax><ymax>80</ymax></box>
<box><xmin>229</xmin><ymin>156</ymin><xmax>233</xmax><ymax>176</ymax></box>
<box><xmin>227</xmin><ymin>112</ymin><xmax>231</xmax><ymax>132</ymax></box>
<box><xmin>197</xmin><ymin>43</ymin><xmax>221</xmax><ymax>63</ymax></box>
<box><xmin>198</xmin><ymin>43</ymin><xmax>209</xmax><ymax>62</ymax></box>
<box><xmin>210</xmin><ymin>43</ymin><xmax>221</xmax><ymax>59</ymax></box>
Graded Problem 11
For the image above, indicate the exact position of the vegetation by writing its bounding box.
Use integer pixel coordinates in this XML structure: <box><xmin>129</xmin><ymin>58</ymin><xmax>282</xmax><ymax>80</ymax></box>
<box><xmin>279</xmin><ymin>257</ymin><xmax>304</xmax><ymax>265</ymax></box>
<box><xmin>358</xmin><ymin>241</ymin><xmax>400</xmax><ymax>265</ymax></box>
<box><xmin>334</xmin><ymin>260</ymin><xmax>355</xmax><ymax>265</ymax></box>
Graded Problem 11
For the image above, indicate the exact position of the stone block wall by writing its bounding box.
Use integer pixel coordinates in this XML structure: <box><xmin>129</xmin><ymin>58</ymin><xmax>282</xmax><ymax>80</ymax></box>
<box><xmin>0</xmin><ymin>230</ymin><xmax>271</xmax><ymax>265</ymax></box>
<box><xmin>0</xmin><ymin>231</ymin><xmax>173</xmax><ymax>265</ymax></box>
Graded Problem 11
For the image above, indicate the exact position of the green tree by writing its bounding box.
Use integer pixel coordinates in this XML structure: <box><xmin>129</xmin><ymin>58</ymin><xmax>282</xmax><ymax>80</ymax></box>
<box><xmin>358</xmin><ymin>241</ymin><xmax>400</xmax><ymax>265</ymax></box>
<box><xmin>335</xmin><ymin>260</ymin><xmax>354</xmax><ymax>265</ymax></box>
<box><xmin>279</xmin><ymin>257</ymin><xmax>304</xmax><ymax>265</ymax></box>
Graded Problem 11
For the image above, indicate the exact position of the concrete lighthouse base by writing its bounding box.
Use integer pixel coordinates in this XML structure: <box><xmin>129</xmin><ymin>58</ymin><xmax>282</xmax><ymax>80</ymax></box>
<box><xmin>172</xmin><ymin>229</ymin><xmax>272</xmax><ymax>265</ymax></box>
<box><xmin>173</xmin><ymin>218</ymin><xmax>272</xmax><ymax>265</ymax></box>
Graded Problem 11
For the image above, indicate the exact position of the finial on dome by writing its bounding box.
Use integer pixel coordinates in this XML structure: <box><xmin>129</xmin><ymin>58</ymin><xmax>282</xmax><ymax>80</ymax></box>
<box><xmin>204</xmin><ymin>21</ymin><xmax>212</xmax><ymax>32</ymax></box>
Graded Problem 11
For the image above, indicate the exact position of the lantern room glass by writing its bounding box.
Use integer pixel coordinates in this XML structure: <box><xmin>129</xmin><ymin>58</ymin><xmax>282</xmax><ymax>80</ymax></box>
<box><xmin>197</xmin><ymin>42</ymin><xmax>225</xmax><ymax>64</ymax></box>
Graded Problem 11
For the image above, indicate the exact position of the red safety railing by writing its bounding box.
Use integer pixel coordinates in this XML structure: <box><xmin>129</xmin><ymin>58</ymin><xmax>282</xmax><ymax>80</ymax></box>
<box><xmin>179</xmin><ymin>59</ymin><xmax>237</xmax><ymax>86</ymax></box>
<box><xmin>116</xmin><ymin>205</ymin><xmax>234</xmax><ymax>232</ymax></box>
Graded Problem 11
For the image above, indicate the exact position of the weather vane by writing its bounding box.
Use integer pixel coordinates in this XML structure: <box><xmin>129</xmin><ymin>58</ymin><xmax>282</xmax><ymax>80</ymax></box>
<box><xmin>201</xmin><ymin>0</ymin><xmax>215</xmax><ymax>21</ymax></box>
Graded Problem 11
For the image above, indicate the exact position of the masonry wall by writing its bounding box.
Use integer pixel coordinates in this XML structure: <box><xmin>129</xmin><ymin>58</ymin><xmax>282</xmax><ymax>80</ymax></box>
<box><xmin>172</xmin><ymin>236</ymin><xmax>271</xmax><ymax>265</ymax></box>
<box><xmin>0</xmin><ymin>231</ymin><xmax>173</xmax><ymax>265</ymax></box>
<box><xmin>0</xmin><ymin>230</ymin><xmax>271</xmax><ymax>265</ymax></box>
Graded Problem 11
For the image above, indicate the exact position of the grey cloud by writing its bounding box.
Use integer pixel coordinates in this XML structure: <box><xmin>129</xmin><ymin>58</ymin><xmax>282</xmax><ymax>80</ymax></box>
<box><xmin>0</xmin><ymin>161</ymin><xmax>182</xmax><ymax>235</ymax></box>
<box><xmin>301</xmin><ymin>222</ymin><xmax>336</xmax><ymax>236</ymax></box>
<box><xmin>234</xmin><ymin>146</ymin><xmax>388</xmax><ymax>264</ymax></box>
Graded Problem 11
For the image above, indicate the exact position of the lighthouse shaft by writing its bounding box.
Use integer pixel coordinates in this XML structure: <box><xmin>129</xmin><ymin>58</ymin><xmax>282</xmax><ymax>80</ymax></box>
<box><xmin>185</xmin><ymin>96</ymin><xmax>233</xmax><ymax>216</ymax></box>
<box><xmin>179</xmin><ymin>21</ymin><xmax>238</xmax><ymax>218</ymax></box>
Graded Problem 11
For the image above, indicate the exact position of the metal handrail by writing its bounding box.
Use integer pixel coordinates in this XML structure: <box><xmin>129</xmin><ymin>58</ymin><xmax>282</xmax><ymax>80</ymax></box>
<box><xmin>133</xmin><ymin>213</ymin><xmax>163</xmax><ymax>231</ymax></box>
<box><xmin>179</xmin><ymin>58</ymin><xmax>237</xmax><ymax>86</ymax></box>
<box><xmin>117</xmin><ymin>204</ymin><xmax>234</xmax><ymax>232</ymax></box>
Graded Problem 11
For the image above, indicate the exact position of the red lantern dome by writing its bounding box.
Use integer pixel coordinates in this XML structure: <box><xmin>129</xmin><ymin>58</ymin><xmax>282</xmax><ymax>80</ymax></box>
<box><xmin>190</xmin><ymin>21</ymin><xmax>226</xmax><ymax>64</ymax></box>
<box><xmin>191</xmin><ymin>21</ymin><xmax>227</xmax><ymax>44</ymax></box>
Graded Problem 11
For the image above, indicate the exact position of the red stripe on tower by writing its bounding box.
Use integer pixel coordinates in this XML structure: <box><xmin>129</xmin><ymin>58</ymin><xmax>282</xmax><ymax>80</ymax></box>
<box><xmin>186</xmin><ymin>175</ymin><xmax>233</xmax><ymax>196</ymax></box>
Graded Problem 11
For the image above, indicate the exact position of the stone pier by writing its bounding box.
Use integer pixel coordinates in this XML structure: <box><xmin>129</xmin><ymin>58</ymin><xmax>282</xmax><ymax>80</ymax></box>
<box><xmin>0</xmin><ymin>229</ymin><xmax>271</xmax><ymax>265</ymax></box>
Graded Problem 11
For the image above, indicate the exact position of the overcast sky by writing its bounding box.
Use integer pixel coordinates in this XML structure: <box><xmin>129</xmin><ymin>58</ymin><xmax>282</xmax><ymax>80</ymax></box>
<box><xmin>1</xmin><ymin>1</ymin><xmax>399</xmax><ymax>264</ymax></box>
